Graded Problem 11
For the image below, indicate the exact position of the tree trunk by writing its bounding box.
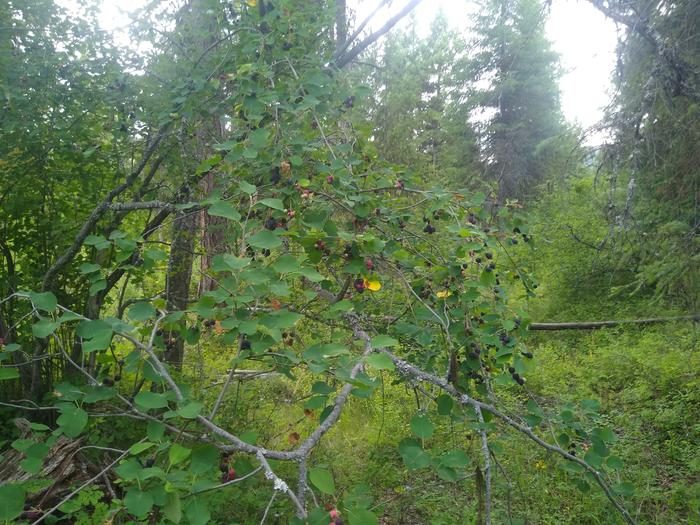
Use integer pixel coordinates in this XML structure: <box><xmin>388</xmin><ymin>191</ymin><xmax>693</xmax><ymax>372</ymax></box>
<box><xmin>335</xmin><ymin>0</ymin><xmax>347</xmax><ymax>52</ymax></box>
<box><xmin>197</xmin><ymin>117</ymin><xmax>226</xmax><ymax>296</ymax></box>
<box><xmin>164</xmin><ymin>205</ymin><xmax>197</xmax><ymax>368</ymax></box>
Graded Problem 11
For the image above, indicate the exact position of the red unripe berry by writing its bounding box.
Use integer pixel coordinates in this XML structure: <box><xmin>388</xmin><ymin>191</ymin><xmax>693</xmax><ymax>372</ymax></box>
<box><xmin>287</xmin><ymin>209</ymin><xmax>296</xmax><ymax>218</ymax></box>
<box><xmin>228</xmin><ymin>467</ymin><xmax>236</xmax><ymax>480</ymax></box>
<box><xmin>330</xmin><ymin>509</ymin><xmax>340</xmax><ymax>519</ymax></box>
<box><xmin>365</xmin><ymin>259</ymin><xmax>374</xmax><ymax>270</ymax></box>
<box><xmin>326</xmin><ymin>175</ymin><xmax>334</xmax><ymax>184</ymax></box>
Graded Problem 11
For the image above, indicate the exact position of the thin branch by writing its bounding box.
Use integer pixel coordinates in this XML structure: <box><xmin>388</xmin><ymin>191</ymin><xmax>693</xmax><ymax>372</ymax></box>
<box><xmin>41</xmin><ymin>129</ymin><xmax>169</xmax><ymax>291</ymax></box>
<box><xmin>333</xmin><ymin>0</ymin><xmax>389</xmax><ymax>61</ymax></box>
<box><xmin>30</xmin><ymin>440</ymin><xmax>142</xmax><ymax>525</ymax></box>
<box><xmin>475</xmin><ymin>406</ymin><xmax>492</xmax><ymax>525</ymax></box>
<box><xmin>381</xmin><ymin>349</ymin><xmax>637</xmax><ymax>525</ymax></box>
<box><xmin>334</xmin><ymin>0</ymin><xmax>425</xmax><ymax>69</ymax></box>
<box><xmin>256</xmin><ymin>451</ymin><xmax>307</xmax><ymax>518</ymax></box>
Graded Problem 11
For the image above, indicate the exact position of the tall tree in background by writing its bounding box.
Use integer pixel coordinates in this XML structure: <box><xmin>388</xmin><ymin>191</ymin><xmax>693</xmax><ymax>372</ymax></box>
<box><xmin>470</xmin><ymin>0</ymin><xmax>565</xmax><ymax>200</ymax></box>
<box><xmin>594</xmin><ymin>0</ymin><xmax>700</xmax><ymax>307</ymax></box>
<box><xmin>368</xmin><ymin>11</ymin><xmax>481</xmax><ymax>186</ymax></box>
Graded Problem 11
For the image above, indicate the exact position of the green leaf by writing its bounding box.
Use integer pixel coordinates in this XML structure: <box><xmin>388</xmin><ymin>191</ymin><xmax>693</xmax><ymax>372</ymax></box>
<box><xmin>436</xmin><ymin>395</ymin><xmax>453</xmax><ymax>416</ymax></box>
<box><xmin>606</xmin><ymin>456</ymin><xmax>624</xmax><ymax>470</ymax></box>
<box><xmin>29</xmin><ymin>291</ymin><xmax>57</xmax><ymax>312</ymax></box>
<box><xmin>57</xmin><ymin>406</ymin><xmax>88</xmax><ymax>437</ymax></box>
<box><xmin>309</xmin><ymin>467</ymin><xmax>335</xmax><ymax>495</ymax></box>
<box><xmin>190</xmin><ymin>445</ymin><xmax>219</xmax><ymax>475</ymax></box>
<box><xmin>135</xmin><ymin>392</ymin><xmax>169</xmax><ymax>409</ymax></box>
<box><xmin>440</xmin><ymin>450</ymin><xmax>469</xmax><ymax>468</ymax></box>
<box><xmin>594</xmin><ymin>427</ymin><xmax>617</xmax><ymax>444</ymax></box>
<box><xmin>346</xmin><ymin>507</ymin><xmax>379</xmax><ymax>525</ymax></box>
<box><xmin>115</xmin><ymin>459</ymin><xmax>142</xmax><ymax>481</ymax></box>
<box><xmin>147</xmin><ymin>421</ymin><xmax>166</xmax><ymax>441</ymax></box>
<box><xmin>272</xmin><ymin>254</ymin><xmax>301</xmax><ymax>274</ymax></box>
<box><xmin>436</xmin><ymin>465</ymin><xmax>460</xmax><ymax>482</ymax></box>
<box><xmin>211</xmin><ymin>254</ymin><xmax>251</xmax><ymax>272</ymax></box>
<box><xmin>128</xmin><ymin>302</ymin><xmax>156</xmax><ymax>321</ymax></box>
<box><xmin>89</xmin><ymin>278</ymin><xmax>107</xmax><ymax>296</ymax></box>
<box><xmin>169</xmin><ymin>443</ymin><xmax>191</xmax><ymax>466</ymax></box>
<box><xmin>124</xmin><ymin>488</ymin><xmax>154</xmax><ymax>518</ymax></box>
<box><xmin>76</xmin><ymin>319</ymin><xmax>113</xmax><ymax>340</ymax></box>
<box><xmin>0</xmin><ymin>484</ymin><xmax>25</xmax><ymax>521</ymax></box>
<box><xmin>32</xmin><ymin>318</ymin><xmax>60</xmax><ymax>338</ymax></box>
<box><xmin>248</xmin><ymin>230</ymin><xmax>282</xmax><ymax>249</ymax></box>
<box><xmin>258</xmin><ymin>198</ymin><xmax>285</xmax><ymax>211</ymax></box>
<box><xmin>239</xmin><ymin>180</ymin><xmax>257</xmax><ymax>194</ymax></box>
<box><xmin>370</xmin><ymin>335</ymin><xmax>399</xmax><ymax>349</ymax></box>
<box><xmin>311</xmin><ymin>382</ymin><xmax>334</xmax><ymax>395</ymax></box>
<box><xmin>164</xmin><ymin>492</ymin><xmax>182</xmax><ymax>523</ymax></box>
<box><xmin>208</xmin><ymin>201</ymin><xmax>241</xmax><ymax>221</ymax></box>
<box><xmin>584</xmin><ymin>450</ymin><xmax>603</xmax><ymax>469</ymax></box>
<box><xmin>298</xmin><ymin>267</ymin><xmax>324</xmax><ymax>282</ymax></box>
<box><xmin>20</xmin><ymin>456</ymin><xmax>43</xmax><ymax>474</ymax></box>
<box><xmin>410</xmin><ymin>414</ymin><xmax>435</xmax><ymax>439</ymax></box>
<box><xmin>176</xmin><ymin>402</ymin><xmax>203</xmax><ymax>419</ymax></box>
<box><xmin>185</xmin><ymin>498</ymin><xmax>210</xmax><ymax>525</ymax></box>
<box><xmin>84</xmin><ymin>234</ymin><xmax>107</xmax><ymax>246</ymax></box>
<box><xmin>0</xmin><ymin>367</ymin><xmax>20</xmax><ymax>380</ymax></box>
<box><xmin>366</xmin><ymin>353</ymin><xmax>395</xmax><ymax>371</ymax></box>
<box><xmin>130</xmin><ymin>442</ymin><xmax>155</xmax><ymax>455</ymax></box>
<box><xmin>249</xmin><ymin>128</ymin><xmax>269</xmax><ymax>148</ymax></box>
<box><xmin>398</xmin><ymin>438</ymin><xmax>431</xmax><ymax>470</ymax></box>
<box><xmin>304</xmin><ymin>396</ymin><xmax>328</xmax><ymax>409</ymax></box>
<box><xmin>581</xmin><ymin>399</ymin><xmax>600</xmax><ymax>412</ymax></box>
<box><xmin>613</xmin><ymin>481</ymin><xmax>634</xmax><ymax>497</ymax></box>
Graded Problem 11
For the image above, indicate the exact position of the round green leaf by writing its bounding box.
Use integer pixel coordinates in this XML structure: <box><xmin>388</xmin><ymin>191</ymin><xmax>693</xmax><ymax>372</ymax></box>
<box><xmin>29</xmin><ymin>291</ymin><xmax>57</xmax><ymax>312</ymax></box>
<box><xmin>309</xmin><ymin>467</ymin><xmax>335</xmax><ymax>495</ymax></box>
<box><xmin>584</xmin><ymin>449</ymin><xmax>603</xmax><ymax>469</ymax></box>
<box><xmin>185</xmin><ymin>498</ymin><xmax>210</xmax><ymax>525</ymax></box>
<box><xmin>176</xmin><ymin>401</ymin><xmax>203</xmax><ymax>419</ymax></box>
<box><xmin>0</xmin><ymin>484</ymin><xmax>25</xmax><ymax>521</ymax></box>
<box><xmin>135</xmin><ymin>392</ymin><xmax>169</xmax><ymax>409</ymax></box>
<box><xmin>168</xmin><ymin>443</ymin><xmax>191</xmax><ymax>466</ymax></box>
<box><xmin>129</xmin><ymin>442</ymin><xmax>155</xmax><ymax>455</ymax></box>
<box><xmin>398</xmin><ymin>438</ymin><xmax>431</xmax><ymax>470</ymax></box>
<box><xmin>258</xmin><ymin>198</ymin><xmax>285</xmax><ymax>211</ymax></box>
<box><xmin>128</xmin><ymin>302</ymin><xmax>157</xmax><ymax>321</ymax></box>
<box><xmin>207</xmin><ymin>201</ymin><xmax>241</xmax><ymax>221</ymax></box>
<box><xmin>410</xmin><ymin>414</ymin><xmax>435</xmax><ymax>439</ymax></box>
<box><xmin>370</xmin><ymin>335</ymin><xmax>399</xmax><ymax>349</ymax></box>
<box><xmin>366</xmin><ymin>353</ymin><xmax>395</xmax><ymax>371</ymax></box>
<box><xmin>57</xmin><ymin>406</ymin><xmax>88</xmax><ymax>438</ymax></box>
<box><xmin>248</xmin><ymin>230</ymin><xmax>282</xmax><ymax>249</ymax></box>
<box><xmin>164</xmin><ymin>492</ymin><xmax>182</xmax><ymax>524</ymax></box>
<box><xmin>124</xmin><ymin>488</ymin><xmax>154</xmax><ymax>518</ymax></box>
<box><xmin>0</xmin><ymin>367</ymin><xmax>20</xmax><ymax>381</ymax></box>
<box><xmin>440</xmin><ymin>450</ymin><xmax>469</xmax><ymax>468</ymax></box>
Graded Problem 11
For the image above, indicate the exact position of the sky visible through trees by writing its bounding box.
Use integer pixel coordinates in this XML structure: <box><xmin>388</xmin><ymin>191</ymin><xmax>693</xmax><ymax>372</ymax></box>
<box><xmin>91</xmin><ymin>0</ymin><xmax>617</xmax><ymax>131</ymax></box>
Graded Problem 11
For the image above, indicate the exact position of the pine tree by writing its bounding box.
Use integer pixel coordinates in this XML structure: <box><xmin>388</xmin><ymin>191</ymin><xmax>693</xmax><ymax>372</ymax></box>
<box><xmin>470</xmin><ymin>0</ymin><xmax>565</xmax><ymax>199</ymax></box>
<box><xmin>366</xmin><ymin>11</ymin><xmax>481</xmax><ymax>186</ymax></box>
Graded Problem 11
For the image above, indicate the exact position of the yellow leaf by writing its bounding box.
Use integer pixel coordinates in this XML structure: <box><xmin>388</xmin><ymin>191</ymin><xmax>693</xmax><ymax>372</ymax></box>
<box><xmin>364</xmin><ymin>279</ymin><xmax>381</xmax><ymax>292</ymax></box>
<box><xmin>246</xmin><ymin>0</ymin><xmax>257</xmax><ymax>6</ymax></box>
<box><xmin>436</xmin><ymin>290</ymin><xmax>452</xmax><ymax>298</ymax></box>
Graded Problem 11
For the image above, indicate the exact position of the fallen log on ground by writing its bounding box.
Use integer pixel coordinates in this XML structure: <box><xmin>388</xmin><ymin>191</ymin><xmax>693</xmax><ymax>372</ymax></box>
<box><xmin>529</xmin><ymin>314</ymin><xmax>699</xmax><ymax>331</ymax></box>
